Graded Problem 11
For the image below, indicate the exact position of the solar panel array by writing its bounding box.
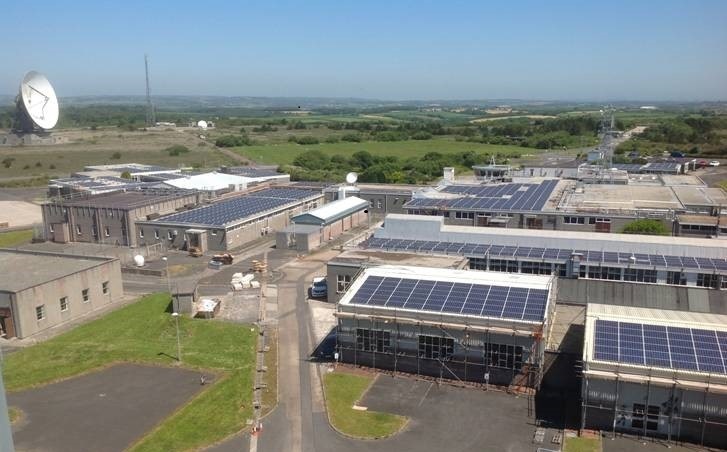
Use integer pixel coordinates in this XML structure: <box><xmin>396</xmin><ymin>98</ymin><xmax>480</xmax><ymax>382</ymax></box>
<box><xmin>349</xmin><ymin>275</ymin><xmax>549</xmax><ymax>322</ymax></box>
<box><xmin>363</xmin><ymin>237</ymin><xmax>727</xmax><ymax>272</ymax></box>
<box><xmin>405</xmin><ymin>180</ymin><xmax>559</xmax><ymax>212</ymax></box>
<box><xmin>154</xmin><ymin>187</ymin><xmax>319</xmax><ymax>227</ymax></box>
<box><xmin>593</xmin><ymin>319</ymin><xmax>727</xmax><ymax>374</ymax></box>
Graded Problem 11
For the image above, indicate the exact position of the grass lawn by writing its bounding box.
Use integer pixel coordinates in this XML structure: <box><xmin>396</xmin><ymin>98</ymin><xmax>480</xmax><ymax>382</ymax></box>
<box><xmin>2</xmin><ymin>293</ymin><xmax>258</xmax><ymax>452</ymax></box>
<box><xmin>0</xmin><ymin>229</ymin><xmax>33</xmax><ymax>247</ymax></box>
<box><xmin>323</xmin><ymin>371</ymin><xmax>406</xmax><ymax>439</ymax></box>
<box><xmin>564</xmin><ymin>435</ymin><xmax>602</xmax><ymax>452</ymax></box>
<box><xmin>233</xmin><ymin>138</ymin><xmax>535</xmax><ymax>166</ymax></box>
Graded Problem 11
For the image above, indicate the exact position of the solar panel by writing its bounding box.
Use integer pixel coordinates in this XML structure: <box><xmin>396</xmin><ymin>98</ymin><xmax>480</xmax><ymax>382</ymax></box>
<box><xmin>361</xmin><ymin>238</ymin><xmax>727</xmax><ymax>276</ymax></box>
<box><xmin>593</xmin><ymin>319</ymin><xmax>727</xmax><ymax>374</ymax></box>
<box><xmin>350</xmin><ymin>275</ymin><xmax>549</xmax><ymax>322</ymax></box>
<box><xmin>408</xmin><ymin>180</ymin><xmax>559</xmax><ymax>212</ymax></box>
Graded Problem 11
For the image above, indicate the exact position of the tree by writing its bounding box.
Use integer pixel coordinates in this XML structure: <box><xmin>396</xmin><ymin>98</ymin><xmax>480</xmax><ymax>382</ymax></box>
<box><xmin>350</xmin><ymin>151</ymin><xmax>375</xmax><ymax>169</ymax></box>
<box><xmin>292</xmin><ymin>150</ymin><xmax>329</xmax><ymax>170</ymax></box>
<box><xmin>622</xmin><ymin>219</ymin><xmax>670</xmax><ymax>236</ymax></box>
<box><xmin>120</xmin><ymin>171</ymin><xmax>132</xmax><ymax>179</ymax></box>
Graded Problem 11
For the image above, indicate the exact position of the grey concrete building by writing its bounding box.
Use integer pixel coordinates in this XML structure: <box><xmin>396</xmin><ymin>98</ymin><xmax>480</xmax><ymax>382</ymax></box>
<box><xmin>581</xmin><ymin>304</ymin><xmax>727</xmax><ymax>449</ymax></box>
<box><xmin>0</xmin><ymin>249</ymin><xmax>122</xmax><ymax>339</ymax></box>
<box><xmin>136</xmin><ymin>187</ymin><xmax>323</xmax><ymax>252</ymax></box>
<box><xmin>324</xmin><ymin>184</ymin><xmax>420</xmax><ymax>217</ymax></box>
<box><xmin>41</xmin><ymin>189</ymin><xmax>199</xmax><ymax>247</ymax></box>
<box><xmin>336</xmin><ymin>265</ymin><xmax>556</xmax><ymax>388</ymax></box>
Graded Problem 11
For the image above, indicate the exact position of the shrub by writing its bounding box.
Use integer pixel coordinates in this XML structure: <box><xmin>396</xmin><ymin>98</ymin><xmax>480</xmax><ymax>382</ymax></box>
<box><xmin>111</xmin><ymin>152</ymin><xmax>122</xmax><ymax>160</ymax></box>
<box><xmin>341</xmin><ymin>133</ymin><xmax>362</xmax><ymax>142</ymax></box>
<box><xmin>296</xmin><ymin>136</ymin><xmax>319</xmax><ymax>145</ymax></box>
<box><xmin>166</xmin><ymin>145</ymin><xmax>190</xmax><ymax>156</ymax></box>
<box><xmin>622</xmin><ymin>219</ymin><xmax>670</xmax><ymax>236</ymax></box>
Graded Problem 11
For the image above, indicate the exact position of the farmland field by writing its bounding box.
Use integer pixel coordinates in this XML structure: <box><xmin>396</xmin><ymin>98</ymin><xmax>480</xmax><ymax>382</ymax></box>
<box><xmin>233</xmin><ymin>138</ymin><xmax>536</xmax><ymax>166</ymax></box>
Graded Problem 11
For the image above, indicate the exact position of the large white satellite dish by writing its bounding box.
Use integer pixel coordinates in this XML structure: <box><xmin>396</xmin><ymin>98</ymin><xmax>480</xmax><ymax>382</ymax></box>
<box><xmin>17</xmin><ymin>71</ymin><xmax>59</xmax><ymax>131</ymax></box>
<box><xmin>345</xmin><ymin>172</ymin><xmax>358</xmax><ymax>184</ymax></box>
<box><xmin>197</xmin><ymin>120</ymin><xmax>208</xmax><ymax>129</ymax></box>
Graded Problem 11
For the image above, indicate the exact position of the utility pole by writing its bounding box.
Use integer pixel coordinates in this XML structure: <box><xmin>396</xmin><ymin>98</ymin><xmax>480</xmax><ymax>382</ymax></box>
<box><xmin>144</xmin><ymin>54</ymin><xmax>156</xmax><ymax>127</ymax></box>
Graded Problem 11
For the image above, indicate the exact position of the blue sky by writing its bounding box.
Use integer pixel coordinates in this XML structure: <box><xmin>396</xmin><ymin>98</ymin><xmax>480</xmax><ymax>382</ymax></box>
<box><xmin>1</xmin><ymin>0</ymin><xmax>726</xmax><ymax>100</ymax></box>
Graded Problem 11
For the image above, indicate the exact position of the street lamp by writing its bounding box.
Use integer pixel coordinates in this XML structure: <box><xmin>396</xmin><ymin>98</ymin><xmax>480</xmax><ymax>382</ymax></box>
<box><xmin>171</xmin><ymin>312</ymin><xmax>182</xmax><ymax>363</ymax></box>
<box><xmin>161</xmin><ymin>256</ymin><xmax>171</xmax><ymax>297</ymax></box>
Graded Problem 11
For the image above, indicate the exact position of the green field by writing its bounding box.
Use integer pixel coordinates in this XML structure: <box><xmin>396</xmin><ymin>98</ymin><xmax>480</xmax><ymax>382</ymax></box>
<box><xmin>323</xmin><ymin>372</ymin><xmax>406</xmax><ymax>439</ymax></box>
<box><xmin>2</xmin><ymin>293</ymin><xmax>258</xmax><ymax>452</ymax></box>
<box><xmin>233</xmin><ymin>139</ymin><xmax>535</xmax><ymax>166</ymax></box>
<box><xmin>0</xmin><ymin>229</ymin><xmax>33</xmax><ymax>247</ymax></box>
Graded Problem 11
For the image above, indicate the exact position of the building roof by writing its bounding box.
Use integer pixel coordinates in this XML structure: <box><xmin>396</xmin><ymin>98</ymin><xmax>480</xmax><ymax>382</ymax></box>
<box><xmin>148</xmin><ymin>187</ymin><xmax>321</xmax><ymax>228</ymax></box>
<box><xmin>374</xmin><ymin>214</ymin><xmax>727</xmax><ymax>261</ymax></box>
<box><xmin>48</xmin><ymin>176</ymin><xmax>151</xmax><ymax>194</ymax></box>
<box><xmin>292</xmin><ymin>196</ymin><xmax>368</xmax><ymax>226</ymax></box>
<box><xmin>522</xmin><ymin>159</ymin><xmax>584</xmax><ymax>169</ymax></box>
<box><xmin>584</xmin><ymin>303</ymin><xmax>727</xmax><ymax>386</ymax></box>
<box><xmin>162</xmin><ymin>172</ymin><xmax>251</xmax><ymax>191</ymax></box>
<box><xmin>677</xmin><ymin>214</ymin><xmax>727</xmax><ymax>226</ymax></box>
<box><xmin>339</xmin><ymin>265</ymin><xmax>554</xmax><ymax>327</ymax></box>
<box><xmin>331</xmin><ymin>248</ymin><xmax>467</xmax><ymax>269</ymax></box>
<box><xmin>0</xmin><ymin>249</ymin><xmax>116</xmax><ymax>293</ymax></box>
<box><xmin>84</xmin><ymin>163</ymin><xmax>177</xmax><ymax>174</ymax></box>
<box><xmin>45</xmin><ymin>189</ymin><xmax>192</xmax><ymax>209</ymax></box>
<box><xmin>220</xmin><ymin>166</ymin><xmax>286</xmax><ymax>178</ymax></box>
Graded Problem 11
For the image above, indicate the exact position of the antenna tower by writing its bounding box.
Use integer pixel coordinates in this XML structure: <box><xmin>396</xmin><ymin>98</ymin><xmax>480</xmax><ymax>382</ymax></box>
<box><xmin>144</xmin><ymin>54</ymin><xmax>156</xmax><ymax>127</ymax></box>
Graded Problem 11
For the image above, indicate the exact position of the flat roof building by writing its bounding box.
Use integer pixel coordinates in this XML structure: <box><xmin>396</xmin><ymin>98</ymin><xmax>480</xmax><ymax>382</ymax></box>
<box><xmin>0</xmin><ymin>249</ymin><xmax>123</xmax><ymax>339</ymax></box>
<box><xmin>361</xmin><ymin>214</ymin><xmax>727</xmax><ymax>289</ymax></box>
<box><xmin>336</xmin><ymin>265</ymin><xmax>556</xmax><ymax>388</ymax></box>
<box><xmin>581</xmin><ymin>303</ymin><xmax>727</xmax><ymax>448</ymax></box>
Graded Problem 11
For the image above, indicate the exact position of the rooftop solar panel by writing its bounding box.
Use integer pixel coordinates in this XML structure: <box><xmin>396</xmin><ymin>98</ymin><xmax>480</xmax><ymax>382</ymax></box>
<box><xmin>593</xmin><ymin>319</ymin><xmax>727</xmax><ymax>374</ymax></box>
<box><xmin>349</xmin><ymin>275</ymin><xmax>549</xmax><ymax>322</ymax></box>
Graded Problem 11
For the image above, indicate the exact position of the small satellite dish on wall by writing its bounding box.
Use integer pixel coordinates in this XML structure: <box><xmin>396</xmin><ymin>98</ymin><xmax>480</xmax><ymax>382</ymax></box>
<box><xmin>197</xmin><ymin>120</ymin><xmax>208</xmax><ymax>129</ymax></box>
<box><xmin>15</xmin><ymin>71</ymin><xmax>59</xmax><ymax>132</ymax></box>
<box><xmin>345</xmin><ymin>172</ymin><xmax>358</xmax><ymax>184</ymax></box>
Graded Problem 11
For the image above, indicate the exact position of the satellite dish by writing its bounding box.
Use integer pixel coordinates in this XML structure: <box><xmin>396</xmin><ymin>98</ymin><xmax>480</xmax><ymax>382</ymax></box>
<box><xmin>345</xmin><ymin>172</ymin><xmax>358</xmax><ymax>184</ymax></box>
<box><xmin>133</xmin><ymin>255</ymin><xmax>145</xmax><ymax>267</ymax></box>
<box><xmin>197</xmin><ymin>120</ymin><xmax>208</xmax><ymax>129</ymax></box>
<box><xmin>16</xmin><ymin>71</ymin><xmax>59</xmax><ymax>131</ymax></box>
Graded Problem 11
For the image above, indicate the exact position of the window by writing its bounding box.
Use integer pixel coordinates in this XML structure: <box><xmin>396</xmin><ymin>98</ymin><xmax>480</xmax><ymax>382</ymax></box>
<box><xmin>553</xmin><ymin>264</ymin><xmax>567</xmax><ymax>277</ymax></box>
<box><xmin>485</xmin><ymin>343</ymin><xmax>523</xmax><ymax>371</ymax></box>
<box><xmin>376</xmin><ymin>200</ymin><xmax>382</xmax><ymax>209</ymax></box>
<box><xmin>36</xmin><ymin>305</ymin><xmax>45</xmax><ymax>320</ymax></box>
<box><xmin>356</xmin><ymin>328</ymin><xmax>390</xmax><ymax>353</ymax></box>
<box><xmin>82</xmin><ymin>288</ymin><xmax>89</xmax><ymax>302</ymax></box>
<box><xmin>102</xmin><ymin>281</ymin><xmax>109</xmax><ymax>294</ymax></box>
<box><xmin>595</xmin><ymin>218</ymin><xmax>611</xmax><ymax>223</ymax></box>
<box><xmin>455</xmin><ymin>211</ymin><xmax>475</xmax><ymax>220</ymax></box>
<box><xmin>488</xmin><ymin>259</ymin><xmax>518</xmax><ymax>273</ymax></box>
<box><xmin>154</xmin><ymin>229</ymin><xmax>160</xmax><ymax>239</ymax></box>
<box><xmin>418</xmin><ymin>335</ymin><xmax>454</xmax><ymax>360</ymax></box>
<box><xmin>167</xmin><ymin>231</ymin><xmax>173</xmax><ymax>240</ymax></box>
<box><xmin>697</xmin><ymin>273</ymin><xmax>719</xmax><ymax>288</ymax></box>
<box><xmin>49</xmin><ymin>224</ymin><xmax>54</xmax><ymax>233</ymax></box>
<box><xmin>521</xmin><ymin>261</ymin><xmax>552</xmax><ymax>275</ymax></box>
<box><xmin>623</xmin><ymin>268</ymin><xmax>657</xmax><ymax>283</ymax></box>
<box><xmin>337</xmin><ymin>274</ymin><xmax>352</xmax><ymax>293</ymax></box>
<box><xmin>104</xmin><ymin>226</ymin><xmax>110</xmax><ymax>237</ymax></box>
<box><xmin>564</xmin><ymin>216</ymin><xmax>585</xmax><ymax>225</ymax></box>
<box><xmin>631</xmin><ymin>404</ymin><xmax>660</xmax><ymax>431</ymax></box>
<box><xmin>139</xmin><ymin>228</ymin><xmax>144</xmax><ymax>238</ymax></box>
<box><xmin>210</xmin><ymin>230</ymin><xmax>217</xmax><ymax>236</ymax></box>
<box><xmin>92</xmin><ymin>225</ymin><xmax>98</xmax><ymax>238</ymax></box>
<box><xmin>469</xmin><ymin>257</ymin><xmax>487</xmax><ymax>271</ymax></box>
<box><xmin>588</xmin><ymin>266</ymin><xmax>622</xmax><ymax>280</ymax></box>
<box><xmin>60</xmin><ymin>297</ymin><xmax>68</xmax><ymax>312</ymax></box>
<box><xmin>76</xmin><ymin>225</ymin><xmax>82</xmax><ymax>235</ymax></box>
<box><xmin>667</xmin><ymin>271</ymin><xmax>686</xmax><ymax>286</ymax></box>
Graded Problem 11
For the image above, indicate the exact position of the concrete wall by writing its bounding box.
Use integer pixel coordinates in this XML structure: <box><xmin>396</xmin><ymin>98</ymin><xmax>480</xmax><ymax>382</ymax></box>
<box><xmin>326</xmin><ymin>262</ymin><xmax>361</xmax><ymax>303</ymax></box>
<box><xmin>326</xmin><ymin>191</ymin><xmax>410</xmax><ymax>217</ymax></box>
<box><xmin>6</xmin><ymin>257</ymin><xmax>122</xmax><ymax>339</ymax></box>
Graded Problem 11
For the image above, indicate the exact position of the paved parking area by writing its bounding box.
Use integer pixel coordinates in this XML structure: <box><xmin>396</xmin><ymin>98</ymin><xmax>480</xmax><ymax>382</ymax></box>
<box><xmin>9</xmin><ymin>363</ymin><xmax>207</xmax><ymax>452</ymax></box>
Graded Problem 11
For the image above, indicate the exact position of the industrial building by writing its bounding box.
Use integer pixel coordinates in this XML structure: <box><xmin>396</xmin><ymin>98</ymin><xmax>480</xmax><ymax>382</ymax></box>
<box><xmin>41</xmin><ymin>189</ymin><xmax>199</xmax><ymax>247</ymax></box>
<box><xmin>136</xmin><ymin>187</ymin><xmax>323</xmax><ymax>252</ymax></box>
<box><xmin>360</xmin><ymin>214</ymin><xmax>727</xmax><ymax>289</ymax></box>
<box><xmin>0</xmin><ymin>249</ymin><xmax>122</xmax><ymax>339</ymax></box>
<box><xmin>404</xmin><ymin>178</ymin><xmax>727</xmax><ymax>235</ymax></box>
<box><xmin>323</xmin><ymin>183</ymin><xmax>419</xmax><ymax>216</ymax></box>
<box><xmin>276</xmin><ymin>196</ymin><xmax>369</xmax><ymax>252</ymax></box>
<box><xmin>80</xmin><ymin>163</ymin><xmax>180</xmax><ymax>180</ymax></box>
<box><xmin>336</xmin><ymin>265</ymin><xmax>556</xmax><ymax>388</ymax></box>
<box><xmin>581</xmin><ymin>303</ymin><xmax>727</xmax><ymax>448</ymax></box>
<box><xmin>47</xmin><ymin>176</ymin><xmax>151</xmax><ymax>197</ymax></box>
<box><xmin>159</xmin><ymin>170</ymin><xmax>289</xmax><ymax>192</ymax></box>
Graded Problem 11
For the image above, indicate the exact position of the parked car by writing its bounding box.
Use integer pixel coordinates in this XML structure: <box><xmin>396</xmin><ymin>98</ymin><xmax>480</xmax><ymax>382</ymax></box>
<box><xmin>697</xmin><ymin>160</ymin><xmax>708</xmax><ymax>168</ymax></box>
<box><xmin>709</xmin><ymin>160</ymin><xmax>721</xmax><ymax>167</ymax></box>
<box><xmin>670</xmin><ymin>151</ymin><xmax>685</xmax><ymax>158</ymax></box>
<box><xmin>208</xmin><ymin>260</ymin><xmax>223</xmax><ymax>270</ymax></box>
<box><xmin>310</xmin><ymin>277</ymin><xmax>328</xmax><ymax>298</ymax></box>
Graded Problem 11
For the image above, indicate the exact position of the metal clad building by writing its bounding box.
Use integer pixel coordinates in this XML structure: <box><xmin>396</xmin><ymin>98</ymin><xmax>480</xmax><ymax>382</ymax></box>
<box><xmin>581</xmin><ymin>304</ymin><xmax>727</xmax><ymax>448</ymax></box>
<box><xmin>336</xmin><ymin>265</ymin><xmax>556</xmax><ymax>388</ymax></box>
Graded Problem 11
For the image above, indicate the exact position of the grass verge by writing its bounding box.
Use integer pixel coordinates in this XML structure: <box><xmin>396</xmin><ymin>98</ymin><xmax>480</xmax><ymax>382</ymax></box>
<box><xmin>8</xmin><ymin>406</ymin><xmax>21</xmax><ymax>424</ymax></box>
<box><xmin>2</xmin><ymin>293</ymin><xmax>257</xmax><ymax>452</ymax></box>
<box><xmin>0</xmin><ymin>229</ymin><xmax>33</xmax><ymax>247</ymax></box>
<box><xmin>260</xmin><ymin>329</ymin><xmax>278</xmax><ymax>414</ymax></box>
<box><xmin>564</xmin><ymin>435</ymin><xmax>602</xmax><ymax>452</ymax></box>
<box><xmin>323</xmin><ymin>371</ymin><xmax>406</xmax><ymax>439</ymax></box>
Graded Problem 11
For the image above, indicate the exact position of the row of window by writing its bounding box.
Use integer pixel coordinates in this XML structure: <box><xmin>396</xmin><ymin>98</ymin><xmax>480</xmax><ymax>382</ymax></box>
<box><xmin>354</xmin><ymin>329</ymin><xmax>524</xmax><ymax>370</ymax></box>
<box><xmin>35</xmin><ymin>282</ymin><xmax>109</xmax><ymax>321</ymax></box>
<box><xmin>564</xmin><ymin>216</ymin><xmax>611</xmax><ymax>225</ymax></box>
<box><xmin>468</xmin><ymin>257</ymin><xmax>724</xmax><ymax>288</ymax></box>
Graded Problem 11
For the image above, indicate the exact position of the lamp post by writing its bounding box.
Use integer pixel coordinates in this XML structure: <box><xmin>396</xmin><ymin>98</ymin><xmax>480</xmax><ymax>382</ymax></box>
<box><xmin>171</xmin><ymin>312</ymin><xmax>182</xmax><ymax>363</ymax></box>
<box><xmin>161</xmin><ymin>256</ymin><xmax>171</xmax><ymax>297</ymax></box>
